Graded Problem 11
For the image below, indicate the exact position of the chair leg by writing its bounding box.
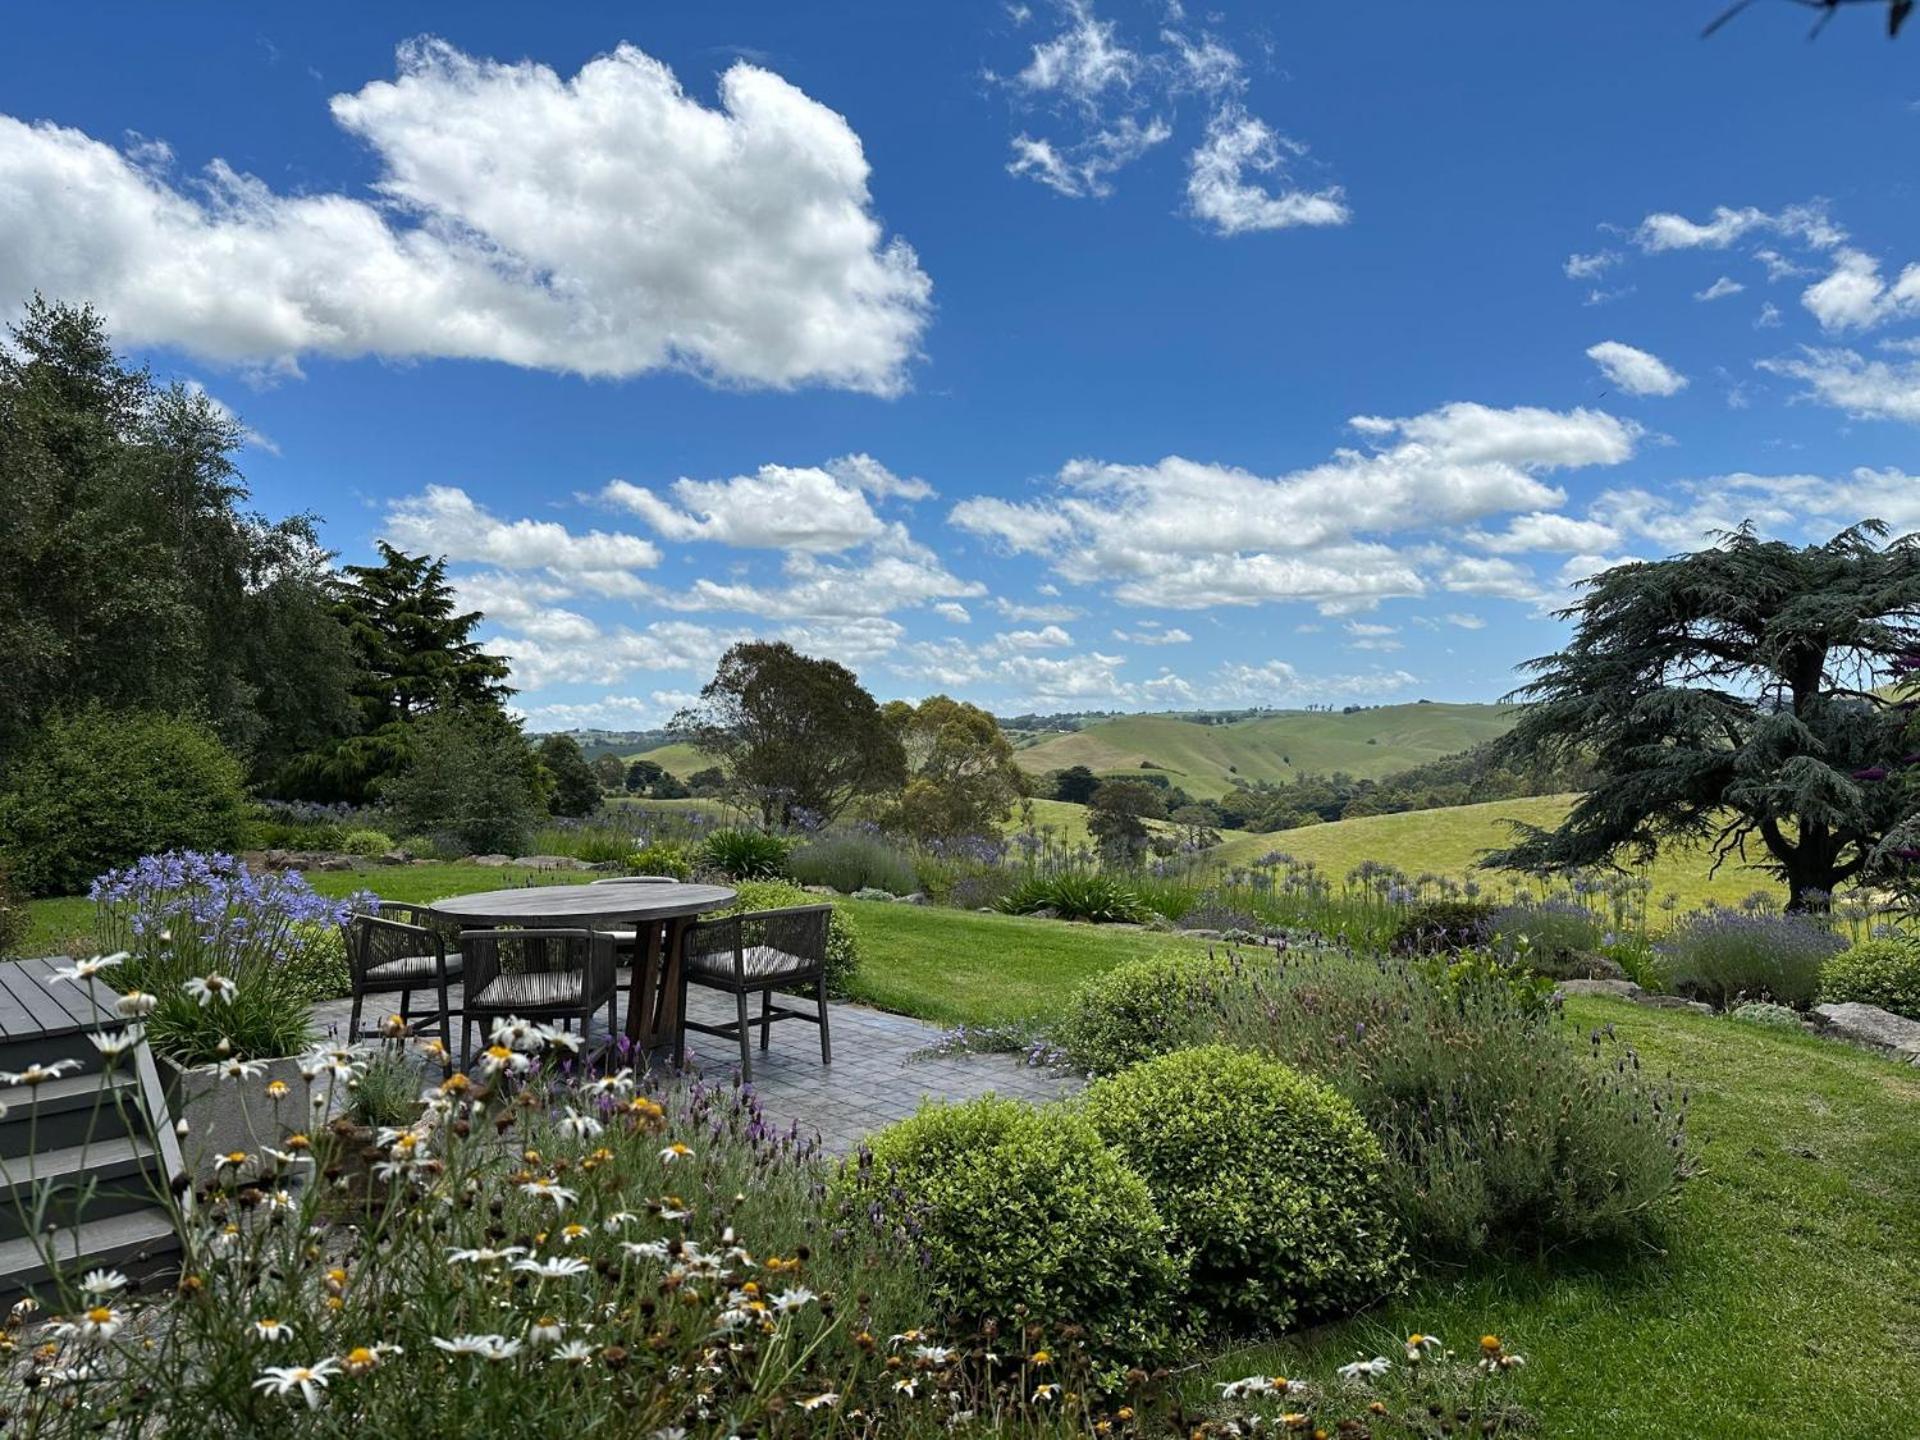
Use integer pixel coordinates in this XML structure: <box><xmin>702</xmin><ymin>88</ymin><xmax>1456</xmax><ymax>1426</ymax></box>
<box><xmin>461</xmin><ymin>1015</ymin><xmax>473</xmax><ymax>1073</ymax></box>
<box><xmin>760</xmin><ymin>988</ymin><xmax>773</xmax><ymax>1052</ymax></box>
<box><xmin>735</xmin><ymin>988</ymin><xmax>753</xmax><ymax>1083</ymax></box>
<box><xmin>436</xmin><ymin>971</ymin><xmax>453</xmax><ymax>1055</ymax></box>
<box><xmin>399</xmin><ymin>989</ymin><xmax>412</xmax><ymax>1026</ymax></box>
<box><xmin>348</xmin><ymin>990</ymin><xmax>364</xmax><ymax>1046</ymax></box>
<box><xmin>816</xmin><ymin>974</ymin><xmax>832</xmax><ymax>1066</ymax></box>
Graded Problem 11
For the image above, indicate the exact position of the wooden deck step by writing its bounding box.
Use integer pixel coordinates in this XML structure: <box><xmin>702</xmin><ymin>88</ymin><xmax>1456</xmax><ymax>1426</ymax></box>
<box><xmin>0</xmin><ymin>1071</ymin><xmax>143</xmax><ymax>1159</ymax></box>
<box><xmin>0</xmin><ymin>1135</ymin><xmax>161</xmax><ymax>1242</ymax></box>
<box><xmin>0</xmin><ymin>1208</ymin><xmax>180</xmax><ymax>1301</ymax></box>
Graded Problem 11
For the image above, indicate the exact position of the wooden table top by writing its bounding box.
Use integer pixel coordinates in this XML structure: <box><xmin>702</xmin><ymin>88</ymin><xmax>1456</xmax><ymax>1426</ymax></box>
<box><xmin>426</xmin><ymin>881</ymin><xmax>737</xmax><ymax>926</ymax></box>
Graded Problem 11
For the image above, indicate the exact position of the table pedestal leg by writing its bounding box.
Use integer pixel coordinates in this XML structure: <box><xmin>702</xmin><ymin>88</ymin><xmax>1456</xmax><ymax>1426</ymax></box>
<box><xmin>625</xmin><ymin>922</ymin><xmax>663</xmax><ymax>1047</ymax></box>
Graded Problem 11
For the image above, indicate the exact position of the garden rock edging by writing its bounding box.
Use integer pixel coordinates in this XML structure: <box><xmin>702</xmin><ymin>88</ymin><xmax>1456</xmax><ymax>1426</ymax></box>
<box><xmin>1812</xmin><ymin>1002</ymin><xmax>1920</xmax><ymax>1066</ymax></box>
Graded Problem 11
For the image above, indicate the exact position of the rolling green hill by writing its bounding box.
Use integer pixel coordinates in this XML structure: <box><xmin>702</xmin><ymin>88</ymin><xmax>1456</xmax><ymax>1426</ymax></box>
<box><xmin>1210</xmin><ymin>793</ymin><xmax>1783</xmax><ymax>914</ymax></box>
<box><xmin>620</xmin><ymin>740</ymin><xmax>711</xmax><ymax>777</ymax></box>
<box><xmin>1012</xmin><ymin>702</ymin><xmax>1519</xmax><ymax>799</ymax></box>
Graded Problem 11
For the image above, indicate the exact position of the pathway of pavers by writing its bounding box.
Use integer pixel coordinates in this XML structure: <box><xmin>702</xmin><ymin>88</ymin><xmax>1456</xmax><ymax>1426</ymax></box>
<box><xmin>311</xmin><ymin>973</ymin><xmax>1078</xmax><ymax>1153</ymax></box>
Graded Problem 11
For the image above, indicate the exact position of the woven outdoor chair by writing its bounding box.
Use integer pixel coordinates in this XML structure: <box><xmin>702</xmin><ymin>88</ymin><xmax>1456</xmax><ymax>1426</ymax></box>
<box><xmin>340</xmin><ymin>905</ymin><xmax>463</xmax><ymax>1049</ymax></box>
<box><xmin>458</xmin><ymin>928</ymin><xmax>618</xmax><ymax>1069</ymax></box>
<box><xmin>674</xmin><ymin>905</ymin><xmax>832</xmax><ymax>1082</ymax></box>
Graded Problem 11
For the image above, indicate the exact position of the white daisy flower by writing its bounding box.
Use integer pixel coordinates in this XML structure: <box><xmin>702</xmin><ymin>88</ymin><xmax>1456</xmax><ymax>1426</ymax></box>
<box><xmin>88</xmin><ymin>1029</ymin><xmax>143</xmax><ymax>1058</ymax></box>
<box><xmin>552</xmin><ymin>1339</ymin><xmax>596</xmax><ymax>1364</ymax></box>
<box><xmin>253</xmin><ymin>1360</ymin><xmax>339</xmax><ymax>1408</ymax></box>
<box><xmin>528</xmin><ymin>1316</ymin><xmax>565</xmax><ymax>1345</ymax></box>
<box><xmin>1338</xmin><ymin>1356</ymin><xmax>1393</xmax><ymax>1380</ymax></box>
<box><xmin>78</xmin><ymin>1269</ymin><xmax>127</xmax><ymax>1298</ymax></box>
<box><xmin>448</xmin><ymin>1245</ymin><xmax>527</xmax><ymax>1266</ymax></box>
<box><xmin>799</xmin><ymin>1392</ymin><xmax>840</xmax><ymax>1411</ymax></box>
<box><xmin>771</xmin><ymin>1287</ymin><xmax>817</xmax><ymax>1314</ymax></box>
<box><xmin>183</xmin><ymin>974</ymin><xmax>236</xmax><ymax>1006</ymax></box>
<box><xmin>0</xmin><ymin>1059</ymin><xmax>82</xmax><ymax>1086</ymax></box>
<box><xmin>519</xmin><ymin>1178</ymin><xmax>577</xmax><ymax>1211</ymax></box>
<box><xmin>252</xmin><ymin>1318</ymin><xmax>293</xmax><ymax>1343</ymax></box>
<box><xmin>658</xmin><ymin>1142</ymin><xmax>694</xmax><ymax>1165</ymax></box>
<box><xmin>52</xmin><ymin>954</ymin><xmax>124</xmax><ymax>983</ymax></box>
<box><xmin>557</xmin><ymin>1108</ymin><xmax>603</xmax><ymax>1140</ymax></box>
<box><xmin>511</xmin><ymin>1256</ymin><xmax>590</xmax><ymax>1281</ymax></box>
<box><xmin>114</xmin><ymin>991</ymin><xmax>159</xmax><ymax>1018</ymax></box>
<box><xmin>432</xmin><ymin>1333</ymin><xmax>523</xmax><ymax>1362</ymax></box>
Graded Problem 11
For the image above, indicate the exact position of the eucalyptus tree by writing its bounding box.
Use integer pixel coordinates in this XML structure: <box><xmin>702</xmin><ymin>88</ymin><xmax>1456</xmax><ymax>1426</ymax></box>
<box><xmin>1486</xmin><ymin>523</ymin><xmax>1920</xmax><ymax>911</ymax></box>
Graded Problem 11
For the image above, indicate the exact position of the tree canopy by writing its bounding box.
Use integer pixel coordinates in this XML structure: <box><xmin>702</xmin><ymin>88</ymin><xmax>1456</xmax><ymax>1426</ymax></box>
<box><xmin>881</xmin><ymin>695</ymin><xmax>1027</xmax><ymax>840</ymax></box>
<box><xmin>0</xmin><ymin>298</ymin><xmax>354</xmax><ymax>776</ymax></box>
<box><xmin>275</xmin><ymin>542</ymin><xmax>513</xmax><ymax>802</ymax></box>
<box><xmin>1485</xmin><ymin>523</ymin><xmax>1920</xmax><ymax>910</ymax></box>
<box><xmin>674</xmin><ymin>642</ymin><xmax>905</xmax><ymax>828</ymax></box>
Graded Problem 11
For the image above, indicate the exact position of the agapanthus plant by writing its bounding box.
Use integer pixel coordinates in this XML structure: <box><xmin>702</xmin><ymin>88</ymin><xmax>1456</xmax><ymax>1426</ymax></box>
<box><xmin>91</xmin><ymin>851</ymin><xmax>370</xmax><ymax>1065</ymax></box>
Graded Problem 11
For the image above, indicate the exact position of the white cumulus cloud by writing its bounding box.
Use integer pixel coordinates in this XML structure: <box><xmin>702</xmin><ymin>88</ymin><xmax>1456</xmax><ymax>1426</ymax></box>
<box><xmin>0</xmin><ymin>39</ymin><xmax>930</xmax><ymax>394</ymax></box>
<box><xmin>1586</xmin><ymin>341</ymin><xmax>1689</xmax><ymax>397</ymax></box>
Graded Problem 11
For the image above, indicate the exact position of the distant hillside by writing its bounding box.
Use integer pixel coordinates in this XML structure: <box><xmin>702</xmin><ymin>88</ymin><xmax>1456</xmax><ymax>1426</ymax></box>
<box><xmin>1013</xmin><ymin>702</ymin><xmax>1520</xmax><ymax>799</ymax></box>
<box><xmin>620</xmin><ymin>740</ymin><xmax>711</xmax><ymax>776</ymax></box>
<box><xmin>1210</xmin><ymin>794</ymin><xmax>1782</xmax><ymax>915</ymax></box>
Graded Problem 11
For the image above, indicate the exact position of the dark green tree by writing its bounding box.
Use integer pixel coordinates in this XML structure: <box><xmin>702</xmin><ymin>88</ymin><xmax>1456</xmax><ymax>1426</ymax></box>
<box><xmin>536</xmin><ymin>733</ymin><xmax>602</xmax><ymax>818</ymax></box>
<box><xmin>276</xmin><ymin>542</ymin><xmax>512</xmax><ymax>802</ymax></box>
<box><xmin>1087</xmin><ymin>780</ymin><xmax>1167</xmax><ymax>865</ymax></box>
<box><xmin>1052</xmin><ymin>765</ymin><xmax>1101</xmax><ymax>805</ymax></box>
<box><xmin>674</xmin><ymin>642</ymin><xmax>906</xmax><ymax>828</ymax></box>
<box><xmin>1485</xmin><ymin>524</ymin><xmax>1920</xmax><ymax>911</ymax></box>
<box><xmin>625</xmin><ymin>759</ymin><xmax>668</xmax><ymax>794</ymax></box>
<box><xmin>383</xmin><ymin>708</ymin><xmax>544</xmax><ymax>857</ymax></box>
<box><xmin>0</xmin><ymin>298</ymin><xmax>355</xmax><ymax>775</ymax></box>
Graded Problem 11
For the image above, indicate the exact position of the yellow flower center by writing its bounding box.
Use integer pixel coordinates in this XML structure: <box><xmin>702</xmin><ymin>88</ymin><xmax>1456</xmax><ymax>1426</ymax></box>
<box><xmin>86</xmin><ymin>1307</ymin><xmax>112</xmax><ymax>1325</ymax></box>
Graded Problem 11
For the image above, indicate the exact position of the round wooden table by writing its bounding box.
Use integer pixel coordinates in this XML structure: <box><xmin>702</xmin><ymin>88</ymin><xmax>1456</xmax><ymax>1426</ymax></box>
<box><xmin>429</xmin><ymin>881</ymin><xmax>736</xmax><ymax>1051</ymax></box>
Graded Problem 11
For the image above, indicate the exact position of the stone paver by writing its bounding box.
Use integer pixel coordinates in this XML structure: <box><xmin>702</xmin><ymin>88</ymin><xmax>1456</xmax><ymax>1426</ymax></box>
<box><xmin>312</xmin><ymin>971</ymin><xmax>1077</xmax><ymax>1152</ymax></box>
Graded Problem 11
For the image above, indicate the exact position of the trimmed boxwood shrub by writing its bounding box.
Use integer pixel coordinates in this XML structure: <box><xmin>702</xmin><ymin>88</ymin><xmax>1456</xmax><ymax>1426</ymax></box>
<box><xmin>1820</xmin><ymin>938</ymin><xmax>1920</xmax><ymax>1020</ymax></box>
<box><xmin>340</xmin><ymin>828</ymin><xmax>395</xmax><ymax>857</ymax></box>
<box><xmin>1079</xmin><ymin>1045</ymin><xmax>1403</xmax><ymax>1332</ymax></box>
<box><xmin>844</xmin><ymin>1096</ymin><xmax>1184</xmax><ymax>1370</ymax></box>
<box><xmin>723</xmin><ymin>879</ymin><xmax>861</xmax><ymax>996</ymax></box>
<box><xmin>0</xmin><ymin>707</ymin><xmax>248</xmax><ymax>896</ymax></box>
<box><xmin>1052</xmin><ymin>949</ymin><xmax>1238</xmax><ymax>1076</ymax></box>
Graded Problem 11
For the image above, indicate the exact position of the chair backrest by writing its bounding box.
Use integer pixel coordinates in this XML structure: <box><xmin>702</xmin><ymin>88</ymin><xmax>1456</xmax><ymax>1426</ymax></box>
<box><xmin>684</xmin><ymin>905</ymin><xmax>832</xmax><ymax>982</ymax></box>
<box><xmin>457</xmin><ymin>927</ymin><xmax>616</xmax><ymax>1010</ymax></box>
<box><xmin>340</xmin><ymin>913</ymin><xmax>446</xmax><ymax>984</ymax></box>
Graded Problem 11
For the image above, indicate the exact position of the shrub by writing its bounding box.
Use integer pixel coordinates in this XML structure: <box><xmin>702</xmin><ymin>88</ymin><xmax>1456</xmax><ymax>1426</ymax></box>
<box><xmin>1730</xmin><ymin>1000</ymin><xmax>1804</xmax><ymax>1030</ymax></box>
<box><xmin>788</xmin><ymin>829</ymin><xmax>920</xmax><ymax>895</ymax></box>
<box><xmin>1206</xmin><ymin>952</ymin><xmax>1690</xmax><ymax>1254</ymax></box>
<box><xmin>628</xmin><ymin>840</ymin><xmax>695</xmax><ymax>879</ymax></box>
<box><xmin>723</xmin><ymin>879</ymin><xmax>861</xmax><ymax>995</ymax></box>
<box><xmin>0</xmin><ymin>708</ymin><xmax>248</xmax><ymax>896</ymax></box>
<box><xmin>700</xmin><ymin>826</ymin><xmax>794</xmax><ymax>880</ymax></box>
<box><xmin>1489</xmin><ymin>898</ymin><xmax>1608</xmax><ymax>976</ymax></box>
<box><xmin>532</xmin><ymin>823</ymin><xmax>635</xmax><ymax>864</ymax></box>
<box><xmin>1080</xmin><ymin>1046</ymin><xmax>1403</xmax><ymax>1331</ymax></box>
<box><xmin>92</xmin><ymin>852</ymin><xmax>356</xmax><ymax>1063</ymax></box>
<box><xmin>339</xmin><ymin>828</ymin><xmax>395</xmax><ymax>857</ymax></box>
<box><xmin>384</xmin><ymin>708</ymin><xmax>544</xmax><ymax>857</ymax></box>
<box><xmin>1052</xmin><ymin>950</ymin><xmax>1238</xmax><ymax>1076</ymax></box>
<box><xmin>845</xmin><ymin>1096</ymin><xmax>1185</xmax><ymax>1369</ymax></box>
<box><xmin>1389</xmin><ymin>898</ymin><xmax>1496</xmax><ymax>956</ymax></box>
<box><xmin>998</xmin><ymin>871</ymin><xmax>1147</xmax><ymax>924</ymax></box>
<box><xmin>1656</xmin><ymin>907</ymin><xmax>1846</xmax><ymax>1009</ymax></box>
<box><xmin>1819</xmin><ymin>938</ymin><xmax>1920</xmax><ymax>1020</ymax></box>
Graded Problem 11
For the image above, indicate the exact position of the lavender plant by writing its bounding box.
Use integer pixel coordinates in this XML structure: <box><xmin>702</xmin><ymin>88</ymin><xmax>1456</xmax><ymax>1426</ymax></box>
<box><xmin>1655</xmin><ymin>906</ymin><xmax>1847</xmax><ymax>1009</ymax></box>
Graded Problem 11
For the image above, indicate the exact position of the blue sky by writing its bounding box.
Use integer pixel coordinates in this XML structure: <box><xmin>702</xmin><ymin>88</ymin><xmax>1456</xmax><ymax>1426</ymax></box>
<box><xmin>3</xmin><ymin>2</ymin><xmax>1917</xmax><ymax>728</ymax></box>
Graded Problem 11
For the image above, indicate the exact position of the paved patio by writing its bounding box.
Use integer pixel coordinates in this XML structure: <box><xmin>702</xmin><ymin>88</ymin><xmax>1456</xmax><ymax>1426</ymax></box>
<box><xmin>311</xmin><ymin>973</ymin><xmax>1078</xmax><ymax>1153</ymax></box>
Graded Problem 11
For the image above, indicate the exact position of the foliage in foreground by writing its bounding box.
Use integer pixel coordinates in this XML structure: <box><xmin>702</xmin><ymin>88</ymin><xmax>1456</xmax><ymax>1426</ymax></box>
<box><xmin>1079</xmin><ymin>1046</ymin><xmax>1404</xmax><ymax>1332</ymax></box>
<box><xmin>1</xmin><ymin>1014</ymin><xmax>1532</xmax><ymax>1438</ymax></box>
